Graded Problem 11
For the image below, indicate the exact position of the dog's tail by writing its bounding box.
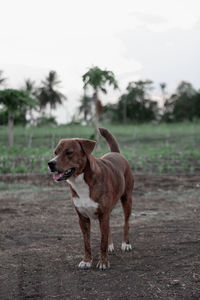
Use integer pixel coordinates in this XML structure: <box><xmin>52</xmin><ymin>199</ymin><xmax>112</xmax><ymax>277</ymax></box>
<box><xmin>99</xmin><ymin>128</ymin><xmax>120</xmax><ymax>153</ymax></box>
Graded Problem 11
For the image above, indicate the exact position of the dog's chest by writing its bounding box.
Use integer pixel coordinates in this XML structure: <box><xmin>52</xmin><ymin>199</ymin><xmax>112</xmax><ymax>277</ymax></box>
<box><xmin>67</xmin><ymin>174</ymin><xmax>99</xmax><ymax>219</ymax></box>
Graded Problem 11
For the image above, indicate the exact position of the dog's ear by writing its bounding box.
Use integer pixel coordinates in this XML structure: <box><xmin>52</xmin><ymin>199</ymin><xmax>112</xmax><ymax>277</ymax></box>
<box><xmin>78</xmin><ymin>139</ymin><xmax>96</xmax><ymax>155</ymax></box>
<box><xmin>78</xmin><ymin>139</ymin><xmax>99</xmax><ymax>173</ymax></box>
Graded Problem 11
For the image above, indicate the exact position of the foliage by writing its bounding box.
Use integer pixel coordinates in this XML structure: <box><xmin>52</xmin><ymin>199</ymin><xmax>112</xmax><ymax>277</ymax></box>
<box><xmin>104</xmin><ymin>80</ymin><xmax>158</xmax><ymax>123</ymax></box>
<box><xmin>0</xmin><ymin>89</ymin><xmax>37</xmax><ymax>115</ymax></box>
<box><xmin>82</xmin><ymin>66</ymin><xmax>118</xmax><ymax>92</ymax></box>
<box><xmin>38</xmin><ymin>71</ymin><xmax>67</xmax><ymax>110</ymax></box>
<box><xmin>0</xmin><ymin>70</ymin><xmax>7</xmax><ymax>86</ymax></box>
<box><xmin>101</xmin><ymin>103</ymin><xmax>119</xmax><ymax>124</ymax></box>
<box><xmin>1</xmin><ymin>67</ymin><xmax>200</xmax><ymax>126</ymax></box>
<box><xmin>160</xmin><ymin>82</ymin><xmax>166</xmax><ymax>92</ymax></box>
<box><xmin>78</xmin><ymin>95</ymin><xmax>92</xmax><ymax>123</ymax></box>
<box><xmin>36</xmin><ymin>115</ymin><xmax>57</xmax><ymax>126</ymax></box>
<box><xmin>82</xmin><ymin>66</ymin><xmax>118</xmax><ymax>142</ymax></box>
<box><xmin>0</xmin><ymin>79</ymin><xmax>38</xmax><ymax>126</ymax></box>
<box><xmin>162</xmin><ymin>81</ymin><xmax>200</xmax><ymax>122</ymax></box>
<box><xmin>0</xmin><ymin>109</ymin><xmax>26</xmax><ymax>125</ymax></box>
<box><xmin>23</xmin><ymin>79</ymin><xmax>36</xmax><ymax>95</ymax></box>
<box><xmin>0</xmin><ymin>109</ymin><xmax>8</xmax><ymax>125</ymax></box>
<box><xmin>0</xmin><ymin>89</ymin><xmax>38</xmax><ymax>146</ymax></box>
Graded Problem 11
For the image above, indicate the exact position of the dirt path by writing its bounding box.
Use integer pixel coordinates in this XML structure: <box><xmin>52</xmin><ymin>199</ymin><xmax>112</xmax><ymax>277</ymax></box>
<box><xmin>0</xmin><ymin>175</ymin><xmax>200</xmax><ymax>299</ymax></box>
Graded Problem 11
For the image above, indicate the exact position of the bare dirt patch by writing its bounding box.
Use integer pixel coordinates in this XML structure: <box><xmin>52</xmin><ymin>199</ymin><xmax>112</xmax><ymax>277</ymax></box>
<box><xmin>0</xmin><ymin>174</ymin><xmax>200</xmax><ymax>299</ymax></box>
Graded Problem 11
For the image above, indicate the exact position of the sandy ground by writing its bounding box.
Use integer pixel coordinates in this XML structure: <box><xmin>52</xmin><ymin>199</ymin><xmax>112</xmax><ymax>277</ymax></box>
<box><xmin>0</xmin><ymin>174</ymin><xmax>200</xmax><ymax>299</ymax></box>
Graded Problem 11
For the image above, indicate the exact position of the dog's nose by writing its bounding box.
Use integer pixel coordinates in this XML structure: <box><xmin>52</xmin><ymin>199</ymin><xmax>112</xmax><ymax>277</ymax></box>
<box><xmin>48</xmin><ymin>160</ymin><xmax>57</xmax><ymax>172</ymax></box>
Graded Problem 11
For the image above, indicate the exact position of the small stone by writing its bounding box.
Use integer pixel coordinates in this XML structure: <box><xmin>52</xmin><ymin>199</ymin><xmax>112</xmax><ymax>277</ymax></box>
<box><xmin>170</xmin><ymin>279</ymin><xmax>180</xmax><ymax>286</ymax></box>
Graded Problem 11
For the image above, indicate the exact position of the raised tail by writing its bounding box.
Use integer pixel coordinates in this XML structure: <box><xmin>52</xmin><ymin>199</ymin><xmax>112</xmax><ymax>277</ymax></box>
<box><xmin>99</xmin><ymin>128</ymin><xmax>120</xmax><ymax>153</ymax></box>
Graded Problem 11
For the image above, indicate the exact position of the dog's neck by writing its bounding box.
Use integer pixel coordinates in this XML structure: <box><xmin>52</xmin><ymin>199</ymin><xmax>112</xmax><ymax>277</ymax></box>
<box><xmin>67</xmin><ymin>155</ymin><xmax>100</xmax><ymax>190</ymax></box>
<box><xmin>85</xmin><ymin>153</ymin><xmax>99</xmax><ymax>173</ymax></box>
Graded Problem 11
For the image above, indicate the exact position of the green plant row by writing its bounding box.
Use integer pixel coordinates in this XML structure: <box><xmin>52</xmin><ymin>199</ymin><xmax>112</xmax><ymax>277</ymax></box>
<box><xmin>0</xmin><ymin>123</ymin><xmax>200</xmax><ymax>175</ymax></box>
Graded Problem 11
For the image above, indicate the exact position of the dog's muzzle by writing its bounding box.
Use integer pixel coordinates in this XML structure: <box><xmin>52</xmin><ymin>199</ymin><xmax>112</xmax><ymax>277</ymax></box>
<box><xmin>48</xmin><ymin>160</ymin><xmax>57</xmax><ymax>172</ymax></box>
<box><xmin>53</xmin><ymin>168</ymin><xmax>76</xmax><ymax>181</ymax></box>
<box><xmin>48</xmin><ymin>159</ymin><xmax>75</xmax><ymax>181</ymax></box>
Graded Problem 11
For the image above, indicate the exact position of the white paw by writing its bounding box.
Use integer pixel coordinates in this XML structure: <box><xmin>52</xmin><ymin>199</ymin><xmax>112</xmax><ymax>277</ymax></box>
<box><xmin>96</xmin><ymin>261</ymin><xmax>110</xmax><ymax>270</ymax></box>
<box><xmin>121</xmin><ymin>242</ymin><xmax>132</xmax><ymax>252</ymax></box>
<box><xmin>78</xmin><ymin>260</ymin><xmax>92</xmax><ymax>269</ymax></box>
<box><xmin>108</xmin><ymin>243</ymin><xmax>114</xmax><ymax>253</ymax></box>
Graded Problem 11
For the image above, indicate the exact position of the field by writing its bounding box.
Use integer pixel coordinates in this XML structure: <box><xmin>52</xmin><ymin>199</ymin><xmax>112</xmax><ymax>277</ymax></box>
<box><xmin>0</xmin><ymin>123</ymin><xmax>200</xmax><ymax>299</ymax></box>
<box><xmin>0</xmin><ymin>122</ymin><xmax>200</xmax><ymax>175</ymax></box>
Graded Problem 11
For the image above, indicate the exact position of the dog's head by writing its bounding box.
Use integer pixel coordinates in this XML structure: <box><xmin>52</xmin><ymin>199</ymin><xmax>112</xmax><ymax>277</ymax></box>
<box><xmin>48</xmin><ymin>138</ymin><xmax>96</xmax><ymax>182</ymax></box>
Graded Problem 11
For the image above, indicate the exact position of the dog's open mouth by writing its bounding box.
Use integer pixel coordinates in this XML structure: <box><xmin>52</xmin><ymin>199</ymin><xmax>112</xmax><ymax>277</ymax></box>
<box><xmin>53</xmin><ymin>168</ymin><xmax>75</xmax><ymax>181</ymax></box>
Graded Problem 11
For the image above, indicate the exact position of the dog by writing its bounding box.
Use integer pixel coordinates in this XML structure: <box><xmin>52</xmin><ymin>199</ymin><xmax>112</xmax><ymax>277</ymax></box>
<box><xmin>48</xmin><ymin>128</ymin><xmax>134</xmax><ymax>270</ymax></box>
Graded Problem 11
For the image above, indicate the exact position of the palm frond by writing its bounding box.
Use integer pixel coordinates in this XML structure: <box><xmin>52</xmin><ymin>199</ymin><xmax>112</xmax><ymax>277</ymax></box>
<box><xmin>38</xmin><ymin>71</ymin><xmax>67</xmax><ymax>110</ymax></box>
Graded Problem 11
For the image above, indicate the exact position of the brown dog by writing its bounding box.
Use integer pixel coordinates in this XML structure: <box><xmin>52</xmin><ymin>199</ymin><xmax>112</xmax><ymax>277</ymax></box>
<box><xmin>48</xmin><ymin>128</ymin><xmax>134</xmax><ymax>269</ymax></box>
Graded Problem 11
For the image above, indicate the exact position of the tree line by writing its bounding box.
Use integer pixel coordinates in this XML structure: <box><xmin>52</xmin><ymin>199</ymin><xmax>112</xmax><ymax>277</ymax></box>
<box><xmin>79</xmin><ymin>70</ymin><xmax>200</xmax><ymax>126</ymax></box>
<box><xmin>99</xmin><ymin>80</ymin><xmax>200</xmax><ymax>125</ymax></box>
<box><xmin>0</xmin><ymin>70</ymin><xmax>66</xmax><ymax>146</ymax></box>
<box><xmin>0</xmin><ymin>66</ymin><xmax>200</xmax><ymax>146</ymax></box>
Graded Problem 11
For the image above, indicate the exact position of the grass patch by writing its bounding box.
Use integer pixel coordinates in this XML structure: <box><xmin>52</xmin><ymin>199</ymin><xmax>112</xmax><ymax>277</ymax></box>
<box><xmin>0</xmin><ymin>122</ymin><xmax>200</xmax><ymax>175</ymax></box>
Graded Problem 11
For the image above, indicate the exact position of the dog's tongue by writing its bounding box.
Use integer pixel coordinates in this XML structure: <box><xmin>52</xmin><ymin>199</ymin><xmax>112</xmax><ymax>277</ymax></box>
<box><xmin>53</xmin><ymin>172</ymin><xmax>64</xmax><ymax>181</ymax></box>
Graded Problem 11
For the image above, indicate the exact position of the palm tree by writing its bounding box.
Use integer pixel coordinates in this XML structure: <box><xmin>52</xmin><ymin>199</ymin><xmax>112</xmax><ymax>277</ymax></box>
<box><xmin>23</xmin><ymin>79</ymin><xmax>37</xmax><ymax>124</ymax></box>
<box><xmin>160</xmin><ymin>82</ymin><xmax>167</xmax><ymax>111</ymax></box>
<box><xmin>82</xmin><ymin>66</ymin><xmax>118</xmax><ymax>143</ymax></box>
<box><xmin>79</xmin><ymin>93</ymin><xmax>92</xmax><ymax>124</ymax></box>
<box><xmin>0</xmin><ymin>70</ymin><xmax>7</xmax><ymax>88</ymax></box>
<box><xmin>38</xmin><ymin>71</ymin><xmax>67</xmax><ymax>114</ymax></box>
<box><xmin>24</xmin><ymin>79</ymin><xmax>36</xmax><ymax>94</ymax></box>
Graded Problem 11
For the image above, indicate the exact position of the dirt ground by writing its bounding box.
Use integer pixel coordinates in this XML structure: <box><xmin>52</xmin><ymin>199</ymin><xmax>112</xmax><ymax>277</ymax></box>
<box><xmin>0</xmin><ymin>174</ymin><xmax>200</xmax><ymax>300</ymax></box>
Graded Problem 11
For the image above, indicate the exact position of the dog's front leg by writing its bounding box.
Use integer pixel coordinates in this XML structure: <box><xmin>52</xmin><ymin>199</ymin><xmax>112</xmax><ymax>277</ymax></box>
<box><xmin>76</xmin><ymin>210</ymin><xmax>92</xmax><ymax>269</ymax></box>
<box><xmin>97</xmin><ymin>213</ymin><xmax>110</xmax><ymax>270</ymax></box>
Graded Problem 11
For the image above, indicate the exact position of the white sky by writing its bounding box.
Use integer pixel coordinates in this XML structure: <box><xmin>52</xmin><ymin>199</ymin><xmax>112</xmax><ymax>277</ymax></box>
<box><xmin>0</xmin><ymin>0</ymin><xmax>200</xmax><ymax>123</ymax></box>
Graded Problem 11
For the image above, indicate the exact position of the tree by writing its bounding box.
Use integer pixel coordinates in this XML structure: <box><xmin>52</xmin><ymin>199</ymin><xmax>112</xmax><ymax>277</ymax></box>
<box><xmin>102</xmin><ymin>103</ymin><xmax>119</xmax><ymax>124</ymax></box>
<box><xmin>117</xmin><ymin>80</ymin><xmax>157</xmax><ymax>123</ymax></box>
<box><xmin>162</xmin><ymin>81</ymin><xmax>198</xmax><ymax>122</ymax></box>
<box><xmin>23</xmin><ymin>79</ymin><xmax>38</xmax><ymax>124</ymax></box>
<box><xmin>121</xmin><ymin>94</ymin><xmax>128</xmax><ymax>124</ymax></box>
<box><xmin>160</xmin><ymin>82</ymin><xmax>167</xmax><ymax>112</ymax></box>
<box><xmin>0</xmin><ymin>70</ymin><xmax>7</xmax><ymax>88</ymax></box>
<box><xmin>38</xmin><ymin>71</ymin><xmax>67</xmax><ymax>113</ymax></box>
<box><xmin>78</xmin><ymin>94</ymin><xmax>92</xmax><ymax>124</ymax></box>
<box><xmin>23</xmin><ymin>79</ymin><xmax>36</xmax><ymax>95</ymax></box>
<box><xmin>82</xmin><ymin>66</ymin><xmax>118</xmax><ymax>143</ymax></box>
<box><xmin>173</xmin><ymin>82</ymin><xmax>196</xmax><ymax>121</ymax></box>
<box><xmin>0</xmin><ymin>89</ymin><xmax>37</xmax><ymax>147</ymax></box>
<box><xmin>127</xmin><ymin>80</ymin><xmax>153</xmax><ymax>101</ymax></box>
<box><xmin>176</xmin><ymin>81</ymin><xmax>195</xmax><ymax>97</ymax></box>
<box><xmin>190</xmin><ymin>92</ymin><xmax>200</xmax><ymax>119</ymax></box>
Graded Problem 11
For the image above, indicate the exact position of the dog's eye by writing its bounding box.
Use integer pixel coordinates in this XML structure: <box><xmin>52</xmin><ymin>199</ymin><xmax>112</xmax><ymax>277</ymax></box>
<box><xmin>66</xmin><ymin>151</ymin><xmax>73</xmax><ymax>156</ymax></box>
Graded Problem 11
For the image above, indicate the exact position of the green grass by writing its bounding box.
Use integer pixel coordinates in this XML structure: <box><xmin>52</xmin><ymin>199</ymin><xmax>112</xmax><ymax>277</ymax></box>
<box><xmin>0</xmin><ymin>122</ymin><xmax>200</xmax><ymax>175</ymax></box>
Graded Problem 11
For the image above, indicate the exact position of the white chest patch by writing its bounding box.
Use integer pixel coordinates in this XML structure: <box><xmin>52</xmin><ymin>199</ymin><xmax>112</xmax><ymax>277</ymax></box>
<box><xmin>67</xmin><ymin>174</ymin><xmax>99</xmax><ymax>219</ymax></box>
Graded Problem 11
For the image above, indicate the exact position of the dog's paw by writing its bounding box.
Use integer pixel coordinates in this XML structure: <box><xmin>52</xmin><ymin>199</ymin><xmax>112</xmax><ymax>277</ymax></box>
<box><xmin>78</xmin><ymin>260</ymin><xmax>92</xmax><ymax>269</ymax></box>
<box><xmin>96</xmin><ymin>261</ymin><xmax>110</xmax><ymax>270</ymax></box>
<box><xmin>121</xmin><ymin>242</ymin><xmax>132</xmax><ymax>252</ymax></box>
<box><xmin>108</xmin><ymin>243</ymin><xmax>114</xmax><ymax>253</ymax></box>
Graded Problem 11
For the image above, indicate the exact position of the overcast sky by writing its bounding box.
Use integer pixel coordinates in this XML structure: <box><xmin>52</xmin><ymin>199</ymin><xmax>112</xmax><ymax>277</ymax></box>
<box><xmin>1</xmin><ymin>0</ymin><xmax>200</xmax><ymax>123</ymax></box>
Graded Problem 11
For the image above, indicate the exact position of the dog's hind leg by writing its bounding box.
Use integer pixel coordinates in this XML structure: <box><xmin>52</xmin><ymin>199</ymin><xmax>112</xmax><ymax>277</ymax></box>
<box><xmin>120</xmin><ymin>193</ymin><xmax>132</xmax><ymax>251</ymax></box>
<box><xmin>108</xmin><ymin>228</ymin><xmax>114</xmax><ymax>253</ymax></box>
